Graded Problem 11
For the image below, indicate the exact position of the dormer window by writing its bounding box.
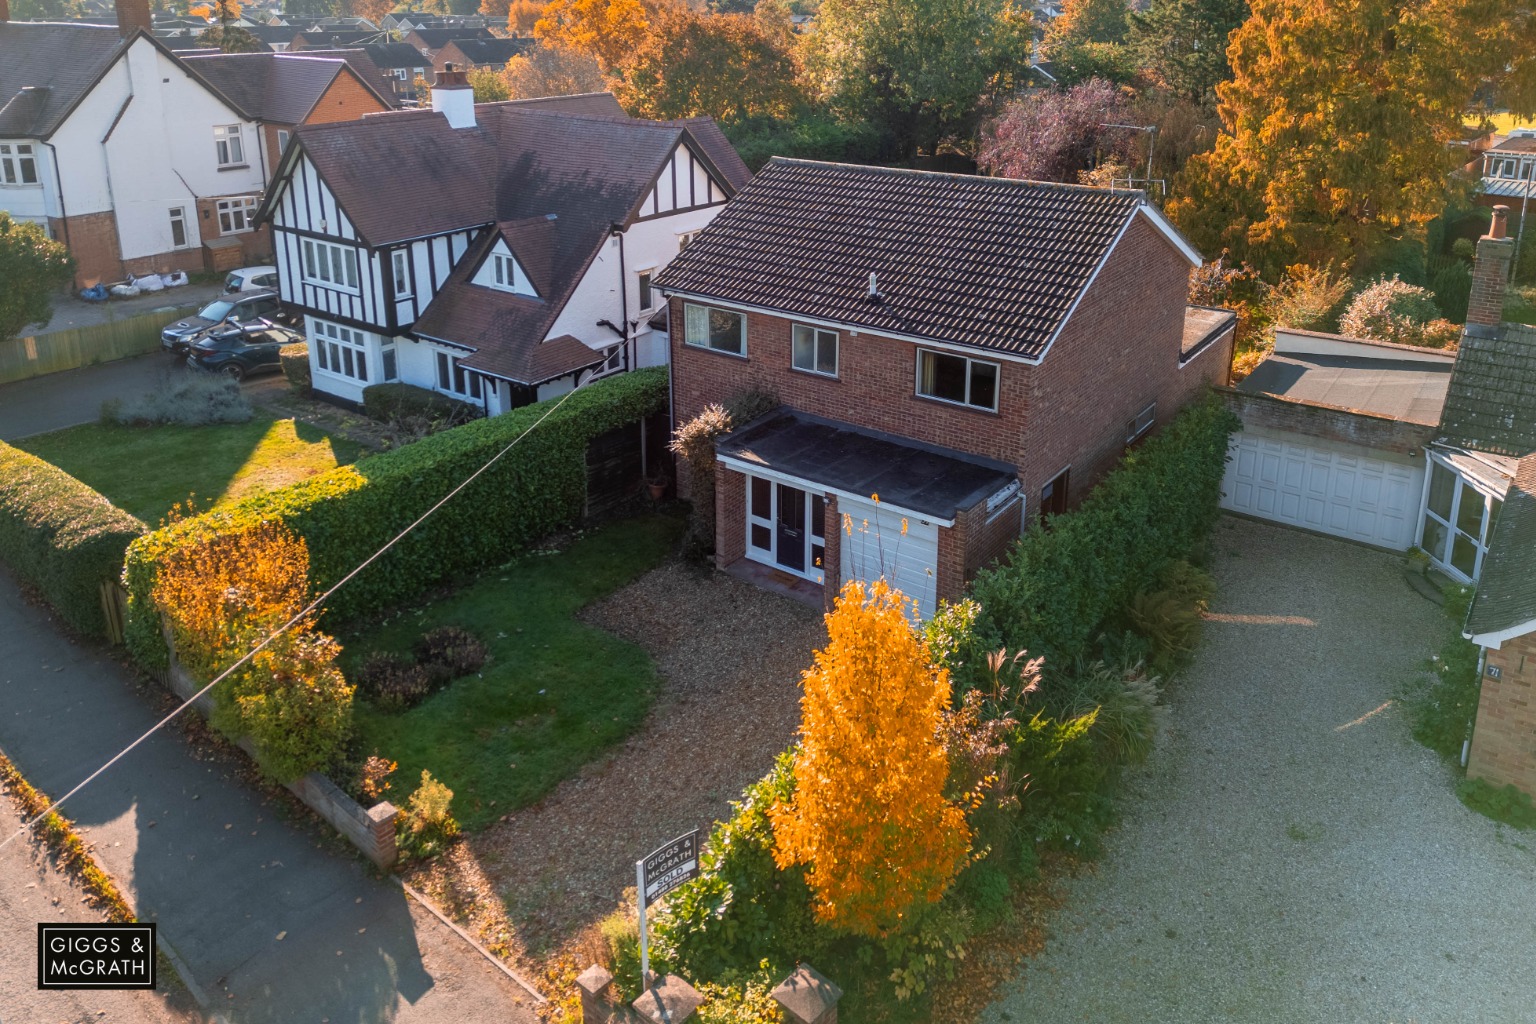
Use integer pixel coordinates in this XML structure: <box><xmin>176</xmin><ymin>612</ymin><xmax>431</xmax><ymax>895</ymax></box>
<box><xmin>475</xmin><ymin>245</ymin><xmax>538</xmax><ymax>296</ymax></box>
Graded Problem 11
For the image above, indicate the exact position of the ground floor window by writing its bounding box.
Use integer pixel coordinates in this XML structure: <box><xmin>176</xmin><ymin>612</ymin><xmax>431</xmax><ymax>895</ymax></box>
<box><xmin>313</xmin><ymin>319</ymin><xmax>370</xmax><ymax>383</ymax></box>
<box><xmin>217</xmin><ymin>195</ymin><xmax>259</xmax><ymax>234</ymax></box>
<box><xmin>436</xmin><ymin>350</ymin><xmax>483</xmax><ymax>401</ymax></box>
<box><xmin>746</xmin><ymin>474</ymin><xmax>825</xmax><ymax>583</ymax></box>
<box><xmin>1420</xmin><ymin>454</ymin><xmax>1504</xmax><ymax>581</ymax></box>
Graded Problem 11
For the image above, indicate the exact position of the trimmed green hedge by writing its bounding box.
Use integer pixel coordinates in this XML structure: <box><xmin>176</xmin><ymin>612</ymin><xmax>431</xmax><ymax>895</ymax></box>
<box><xmin>362</xmin><ymin>381</ymin><xmax>478</xmax><ymax>424</ymax></box>
<box><xmin>279</xmin><ymin>343</ymin><xmax>310</xmax><ymax>388</ymax></box>
<box><xmin>967</xmin><ymin>393</ymin><xmax>1239</xmax><ymax>667</ymax></box>
<box><xmin>124</xmin><ymin>368</ymin><xmax>668</xmax><ymax>670</ymax></box>
<box><xmin>0</xmin><ymin>443</ymin><xmax>146</xmax><ymax>639</ymax></box>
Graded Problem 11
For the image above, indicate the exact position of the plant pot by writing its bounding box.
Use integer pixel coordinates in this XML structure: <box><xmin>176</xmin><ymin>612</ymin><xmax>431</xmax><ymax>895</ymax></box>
<box><xmin>647</xmin><ymin>479</ymin><xmax>668</xmax><ymax>500</ymax></box>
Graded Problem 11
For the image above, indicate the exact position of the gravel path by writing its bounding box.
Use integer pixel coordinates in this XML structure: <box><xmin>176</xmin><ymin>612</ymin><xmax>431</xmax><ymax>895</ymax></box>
<box><xmin>985</xmin><ymin>517</ymin><xmax>1536</xmax><ymax>1024</ymax></box>
<box><xmin>410</xmin><ymin>561</ymin><xmax>825</xmax><ymax>953</ymax></box>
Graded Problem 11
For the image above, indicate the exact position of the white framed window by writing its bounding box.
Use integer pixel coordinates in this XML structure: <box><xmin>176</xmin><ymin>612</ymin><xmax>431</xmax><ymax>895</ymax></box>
<box><xmin>276</xmin><ymin>129</ymin><xmax>290</xmax><ymax>154</ymax></box>
<box><xmin>791</xmin><ymin>323</ymin><xmax>838</xmax><ymax>377</ymax></box>
<box><xmin>916</xmin><ymin>349</ymin><xmax>998</xmax><ymax>411</ymax></box>
<box><xmin>216</xmin><ymin>195</ymin><xmax>259</xmax><ymax>234</ymax></box>
<box><xmin>381</xmin><ymin>339</ymin><xmax>398</xmax><ymax>381</ymax></box>
<box><xmin>489</xmin><ymin>252</ymin><xmax>533</xmax><ymax>295</ymax></box>
<box><xmin>214</xmin><ymin>124</ymin><xmax>245</xmax><ymax>166</ymax></box>
<box><xmin>0</xmin><ymin>143</ymin><xmax>38</xmax><ymax>185</ymax></box>
<box><xmin>1126</xmin><ymin>402</ymin><xmax>1156</xmax><ymax>443</ymax></box>
<box><xmin>312</xmin><ymin>319</ymin><xmax>370</xmax><ymax>382</ymax></box>
<box><xmin>391</xmin><ymin>249</ymin><xmax>411</xmax><ymax>297</ymax></box>
<box><xmin>637</xmin><ymin>269</ymin><xmax>655</xmax><ymax>311</ymax></box>
<box><xmin>436</xmin><ymin>350</ymin><xmax>483</xmax><ymax>400</ymax></box>
<box><xmin>1420</xmin><ymin>456</ymin><xmax>1503</xmax><ymax>582</ymax></box>
<box><xmin>168</xmin><ymin>206</ymin><xmax>189</xmax><ymax>249</ymax></box>
<box><xmin>301</xmin><ymin>238</ymin><xmax>360</xmax><ymax>292</ymax></box>
<box><xmin>677</xmin><ymin>230</ymin><xmax>699</xmax><ymax>251</ymax></box>
<box><xmin>683</xmin><ymin>302</ymin><xmax>745</xmax><ymax>355</ymax></box>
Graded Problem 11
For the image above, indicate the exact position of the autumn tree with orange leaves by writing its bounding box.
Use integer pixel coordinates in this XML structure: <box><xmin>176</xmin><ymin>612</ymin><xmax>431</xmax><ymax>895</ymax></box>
<box><xmin>770</xmin><ymin>579</ymin><xmax>970</xmax><ymax>938</ymax></box>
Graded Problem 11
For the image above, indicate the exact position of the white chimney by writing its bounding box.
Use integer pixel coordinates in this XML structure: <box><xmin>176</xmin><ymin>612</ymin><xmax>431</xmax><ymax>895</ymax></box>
<box><xmin>431</xmin><ymin>63</ymin><xmax>476</xmax><ymax>130</ymax></box>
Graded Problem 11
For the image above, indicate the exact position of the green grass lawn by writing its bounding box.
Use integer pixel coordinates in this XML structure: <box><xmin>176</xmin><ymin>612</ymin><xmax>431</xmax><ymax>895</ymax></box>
<box><xmin>344</xmin><ymin>513</ymin><xmax>684</xmax><ymax>831</ymax></box>
<box><xmin>14</xmin><ymin>415</ymin><xmax>363</xmax><ymax>523</ymax></box>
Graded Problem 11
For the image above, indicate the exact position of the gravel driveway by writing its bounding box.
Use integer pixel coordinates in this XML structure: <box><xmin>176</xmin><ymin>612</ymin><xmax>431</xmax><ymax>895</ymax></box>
<box><xmin>985</xmin><ymin>517</ymin><xmax>1536</xmax><ymax>1024</ymax></box>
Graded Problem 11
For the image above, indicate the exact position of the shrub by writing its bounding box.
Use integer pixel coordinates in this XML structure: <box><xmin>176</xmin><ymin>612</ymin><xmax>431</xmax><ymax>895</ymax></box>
<box><xmin>279</xmin><ymin>342</ymin><xmax>311</xmax><ymax>388</ymax></box>
<box><xmin>968</xmin><ymin>394</ymin><xmax>1238</xmax><ymax>668</ymax></box>
<box><xmin>599</xmin><ymin>903</ymin><xmax>643</xmax><ymax>1001</ymax></box>
<box><xmin>0</xmin><ymin>443</ymin><xmax>145</xmax><ymax>639</ymax></box>
<box><xmin>696</xmin><ymin>978</ymin><xmax>787</xmax><ymax>1024</ymax></box>
<box><xmin>1429</xmin><ymin>261</ymin><xmax>1473</xmax><ymax>324</ymax></box>
<box><xmin>1263</xmin><ymin>263</ymin><xmax>1351</xmax><ymax>333</ymax></box>
<box><xmin>1340</xmin><ymin>275</ymin><xmax>1460</xmax><ymax>348</ymax></box>
<box><xmin>1047</xmin><ymin>660</ymin><xmax>1163</xmax><ymax>764</ymax></box>
<box><xmin>353</xmin><ymin>651</ymin><xmax>439</xmax><ymax>711</ymax></box>
<box><xmin>670</xmin><ymin>404</ymin><xmax>733</xmax><ymax>556</ymax></box>
<box><xmin>361</xmin><ymin>382</ymin><xmax>479</xmax><ymax>426</ymax></box>
<box><xmin>123</xmin><ymin>368</ymin><xmax>669</xmax><ymax>670</ymax></box>
<box><xmin>1010</xmin><ymin>708</ymin><xmax>1116</xmax><ymax>855</ymax></box>
<box><xmin>412</xmin><ymin>625</ymin><xmax>487</xmax><ymax>678</ymax></box>
<box><xmin>398</xmin><ymin>769</ymin><xmax>459</xmax><ymax>860</ymax></box>
<box><xmin>102</xmin><ymin>373</ymin><xmax>252</xmax><ymax>426</ymax></box>
<box><xmin>653</xmin><ymin>752</ymin><xmax>825</xmax><ymax>981</ymax></box>
<box><xmin>723</xmin><ymin>111</ymin><xmax>884</xmax><ymax>173</ymax></box>
<box><xmin>152</xmin><ymin>520</ymin><xmax>353</xmax><ymax>781</ymax></box>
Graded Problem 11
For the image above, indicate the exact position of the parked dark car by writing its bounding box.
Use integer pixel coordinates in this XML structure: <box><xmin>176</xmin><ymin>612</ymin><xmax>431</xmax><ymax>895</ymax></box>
<box><xmin>186</xmin><ymin>322</ymin><xmax>303</xmax><ymax>381</ymax></box>
<box><xmin>161</xmin><ymin>290</ymin><xmax>285</xmax><ymax>357</ymax></box>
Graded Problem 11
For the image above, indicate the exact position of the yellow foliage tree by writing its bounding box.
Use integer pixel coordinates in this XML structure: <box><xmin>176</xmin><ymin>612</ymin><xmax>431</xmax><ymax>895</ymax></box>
<box><xmin>770</xmin><ymin>579</ymin><xmax>970</xmax><ymax>938</ymax></box>
<box><xmin>533</xmin><ymin>0</ymin><xmax>648</xmax><ymax>72</ymax></box>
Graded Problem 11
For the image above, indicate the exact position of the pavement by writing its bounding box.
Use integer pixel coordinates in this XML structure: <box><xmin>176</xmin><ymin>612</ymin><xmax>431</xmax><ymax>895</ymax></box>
<box><xmin>984</xmin><ymin>518</ymin><xmax>1536</xmax><ymax>1024</ymax></box>
<box><xmin>0</xmin><ymin>567</ymin><xmax>542</xmax><ymax>1024</ymax></box>
<box><xmin>0</xmin><ymin>793</ymin><xmax>198</xmax><ymax>1024</ymax></box>
<box><xmin>35</xmin><ymin>284</ymin><xmax>226</xmax><ymax>335</ymax></box>
<box><xmin>0</xmin><ymin>354</ymin><xmax>286</xmax><ymax>442</ymax></box>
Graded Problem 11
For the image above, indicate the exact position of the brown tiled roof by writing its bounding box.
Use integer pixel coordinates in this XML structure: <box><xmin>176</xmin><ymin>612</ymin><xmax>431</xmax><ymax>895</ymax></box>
<box><xmin>0</xmin><ymin>22</ymin><xmax>124</xmax><ymax>137</ymax></box>
<box><xmin>291</xmin><ymin>28</ymin><xmax>379</xmax><ymax>49</ymax></box>
<box><xmin>1439</xmin><ymin>323</ymin><xmax>1536</xmax><ymax>457</ymax></box>
<box><xmin>440</xmin><ymin>36</ymin><xmax>529</xmax><ymax>65</ymax></box>
<box><xmin>181</xmin><ymin>51</ymin><xmax>394</xmax><ymax>124</ymax></box>
<box><xmin>1491</xmin><ymin>135</ymin><xmax>1536</xmax><ymax>154</ymax></box>
<box><xmin>291</xmin><ymin>101</ymin><xmax>746</xmax><ymax>381</ymax></box>
<box><xmin>653</xmin><ymin>158</ymin><xmax>1175</xmax><ymax>359</ymax></box>
<box><xmin>498</xmin><ymin>91</ymin><xmax>625</xmax><ymax>117</ymax></box>
<box><xmin>289</xmin><ymin>48</ymin><xmax>398</xmax><ymax>106</ymax></box>
<box><xmin>1466</xmin><ymin>453</ymin><xmax>1536</xmax><ymax>637</ymax></box>
<box><xmin>358</xmin><ymin>41</ymin><xmax>430</xmax><ymax>70</ymax></box>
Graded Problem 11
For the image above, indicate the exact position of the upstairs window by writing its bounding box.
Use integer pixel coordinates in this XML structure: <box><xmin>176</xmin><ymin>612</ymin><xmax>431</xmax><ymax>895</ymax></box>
<box><xmin>0</xmin><ymin>143</ymin><xmax>38</xmax><ymax>185</ymax></box>
<box><xmin>214</xmin><ymin>125</ymin><xmax>245</xmax><ymax>167</ymax></box>
<box><xmin>489</xmin><ymin>252</ymin><xmax>534</xmax><ymax>295</ymax></box>
<box><xmin>302</xmin><ymin>239</ymin><xmax>359</xmax><ymax>292</ymax></box>
<box><xmin>684</xmin><ymin>302</ymin><xmax>745</xmax><ymax>356</ymax></box>
<box><xmin>638</xmin><ymin>270</ymin><xmax>654</xmax><ymax>311</ymax></box>
<box><xmin>391</xmin><ymin>249</ymin><xmax>411</xmax><ymax>298</ymax></box>
<box><xmin>791</xmin><ymin>324</ymin><xmax>838</xmax><ymax>377</ymax></box>
<box><xmin>276</xmin><ymin>129</ymin><xmax>290</xmax><ymax>154</ymax></box>
<box><xmin>917</xmin><ymin>349</ymin><xmax>998</xmax><ymax>411</ymax></box>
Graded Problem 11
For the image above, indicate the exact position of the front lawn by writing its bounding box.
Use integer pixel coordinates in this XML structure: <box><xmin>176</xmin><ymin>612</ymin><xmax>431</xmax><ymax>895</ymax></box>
<box><xmin>344</xmin><ymin>513</ymin><xmax>684</xmax><ymax>831</ymax></box>
<box><xmin>14</xmin><ymin>415</ymin><xmax>363</xmax><ymax>523</ymax></box>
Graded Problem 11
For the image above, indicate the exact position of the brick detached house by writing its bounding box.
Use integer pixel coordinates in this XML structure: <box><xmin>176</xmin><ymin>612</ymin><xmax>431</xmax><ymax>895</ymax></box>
<box><xmin>253</xmin><ymin>74</ymin><xmax>750</xmax><ymax>411</ymax></box>
<box><xmin>431</xmin><ymin>37</ymin><xmax>531</xmax><ymax>74</ymax></box>
<box><xmin>654</xmin><ymin>158</ymin><xmax>1235</xmax><ymax>617</ymax></box>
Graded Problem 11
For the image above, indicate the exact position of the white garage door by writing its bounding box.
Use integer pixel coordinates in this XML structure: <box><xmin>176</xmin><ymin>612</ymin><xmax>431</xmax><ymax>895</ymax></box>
<box><xmin>1221</xmin><ymin>432</ymin><xmax>1424</xmax><ymax>550</ymax></box>
<box><xmin>839</xmin><ymin>497</ymin><xmax>940</xmax><ymax>620</ymax></box>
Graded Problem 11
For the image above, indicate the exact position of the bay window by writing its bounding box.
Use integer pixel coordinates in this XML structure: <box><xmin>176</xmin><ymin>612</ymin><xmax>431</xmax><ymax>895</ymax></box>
<box><xmin>302</xmin><ymin>238</ymin><xmax>359</xmax><ymax>291</ymax></box>
<box><xmin>312</xmin><ymin>320</ymin><xmax>370</xmax><ymax>383</ymax></box>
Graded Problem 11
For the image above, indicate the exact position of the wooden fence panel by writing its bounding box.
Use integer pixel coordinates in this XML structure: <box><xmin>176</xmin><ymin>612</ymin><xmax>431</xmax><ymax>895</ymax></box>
<box><xmin>0</xmin><ymin>303</ymin><xmax>201</xmax><ymax>385</ymax></box>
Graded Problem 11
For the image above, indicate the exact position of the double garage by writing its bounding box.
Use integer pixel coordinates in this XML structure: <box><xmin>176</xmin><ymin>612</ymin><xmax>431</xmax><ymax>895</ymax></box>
<box><xmin>1220</xmin><ymin>330</ymin><xmax>1456</xmax><ymax>555</ymax></box>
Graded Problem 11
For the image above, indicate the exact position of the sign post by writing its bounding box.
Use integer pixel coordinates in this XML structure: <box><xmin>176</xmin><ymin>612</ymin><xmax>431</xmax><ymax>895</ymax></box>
<box><xmin>634</xmin><ymin>829</ymin><xmax>700</xmax><ymax>989</ymax></box>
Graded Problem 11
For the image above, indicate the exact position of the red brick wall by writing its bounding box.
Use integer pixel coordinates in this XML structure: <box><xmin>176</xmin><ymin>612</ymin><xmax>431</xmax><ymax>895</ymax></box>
<box><xmin>1468</xmin><ymin>633</ymin><xmax>1536</xmax><ymax>799</ymax></box>
<box><xmin>670</xmin><ymin>214</ymin><xmax>1229</xmax><ymax>518</ymax></box>
<box><xmin>1220</xmin><ymin>387</ymin><xmax>1435</xmax><ymax>456</ymax></box>
<box><xmin>1468</xmin><ymin>233</ymin><xmax>1515</xmax><ymax>328</ymax></box>
<box><xmin>304</xmin><ymin>72</ymin><xmax>392</xmax><ymax>124</ymax></box>
<box><xmin>55</xmin><ymin>211</ymin><xmax>123</xmax><ymax>288</ymax></box>
<box><xmin>715</xmin><ymin>462</ymin><xmax>748</xmax><ymax>571</ymax></box>
<box><xmin>821</xmin><ymin>494</ymin><xmax>841</xmax><ymax>612</ymax></box>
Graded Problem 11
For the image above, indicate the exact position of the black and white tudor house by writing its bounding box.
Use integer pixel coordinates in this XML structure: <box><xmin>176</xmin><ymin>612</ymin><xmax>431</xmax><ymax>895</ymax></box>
<box><xmin>253</xmin><ymin>68</ymin><xmax>751</xmax><ymax>412</ymax></box>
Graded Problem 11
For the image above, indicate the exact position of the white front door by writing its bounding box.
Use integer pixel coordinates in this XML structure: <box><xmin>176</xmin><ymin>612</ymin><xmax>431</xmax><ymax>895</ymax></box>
<box><xmin>1221</xmin><ymin>431</ymin><xmax>1424</xmax><ymax>551</ymax></box>
<box><xmin>745</xmin><ymin>475</ymin><xmax>826</xmax><ymax>584</ymax></box>
<box><xmin>838</xmin><ymin>496</ymin><xmax>940</xmax><ymax>619</ymax></box>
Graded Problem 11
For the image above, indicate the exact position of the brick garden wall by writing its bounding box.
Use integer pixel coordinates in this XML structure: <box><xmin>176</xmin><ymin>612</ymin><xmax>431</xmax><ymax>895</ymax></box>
<box><xmin>1219</xmin><ymin>388</ymin><xmax>1436</xmax><ymax>456</ymax></box>
<box><xmin>1469</xmin><ymin>632</ymin><xmax>1536</xmax><ymax>799</ymax></box>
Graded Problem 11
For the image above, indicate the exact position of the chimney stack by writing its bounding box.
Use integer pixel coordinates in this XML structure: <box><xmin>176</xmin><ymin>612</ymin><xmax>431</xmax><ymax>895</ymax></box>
<box><xmin>431</xmin><ymin>62</ymin><xmax>476</xmax><ymax>130</ymax></box>
<box><xmin>1467</xmin><ymin>204</ymin><xmax>1515</xmax><ymax>329</ymax></box>
<box><xmin>116</xmin><ymin>0</ymin><xmax>152</xmax><ymax>37</ymax></box>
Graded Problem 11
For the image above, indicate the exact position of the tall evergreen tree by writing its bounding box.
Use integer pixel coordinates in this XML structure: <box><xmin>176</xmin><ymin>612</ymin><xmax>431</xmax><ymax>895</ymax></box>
<box><xmin>1128</xmin><ymin>0</ymin><xmax>1247</xmax><ymax>104</ymax></box>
